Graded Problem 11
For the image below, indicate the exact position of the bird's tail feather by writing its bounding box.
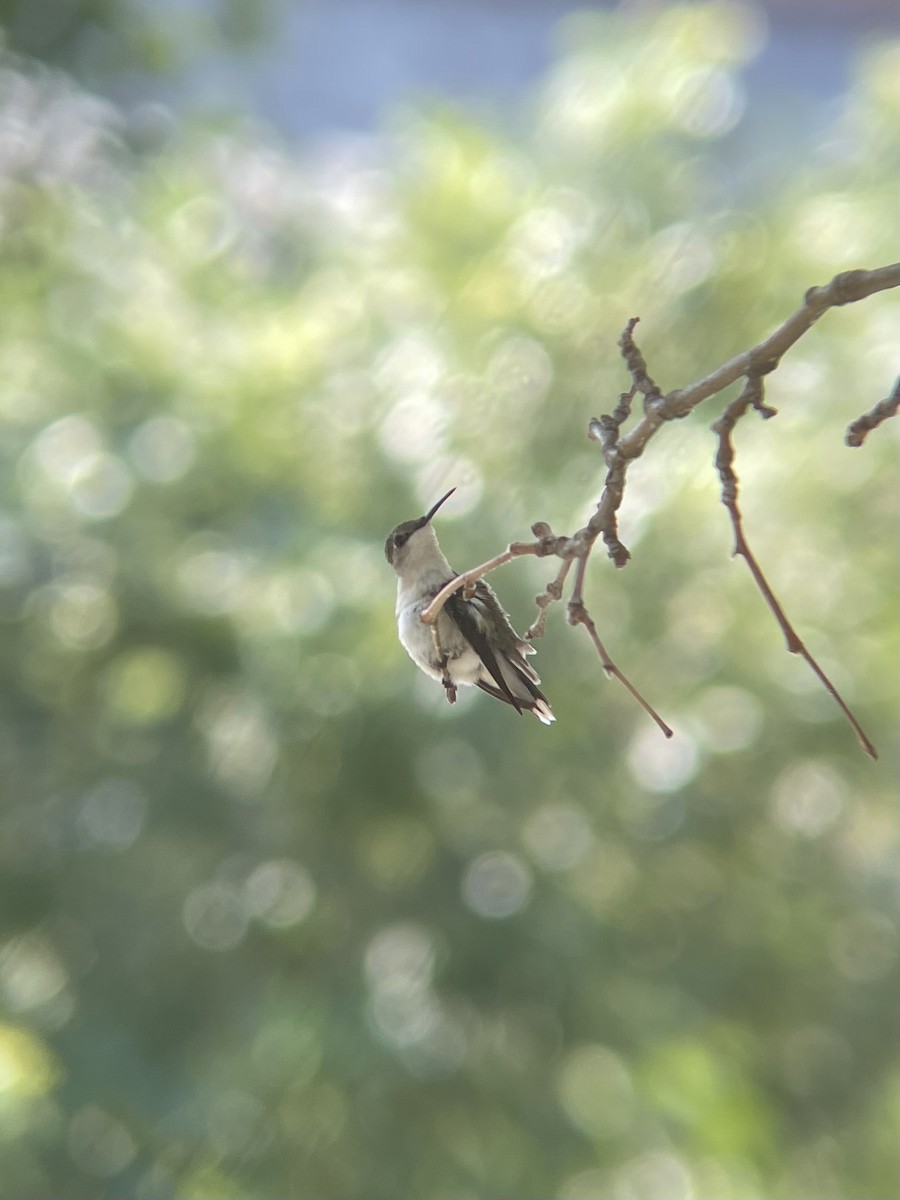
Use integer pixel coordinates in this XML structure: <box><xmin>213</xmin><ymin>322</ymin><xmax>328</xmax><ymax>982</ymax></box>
<box><xmin>476</xmin><ymin>656</ymin><xmax>555</xmax><ymax>724</ymax></box>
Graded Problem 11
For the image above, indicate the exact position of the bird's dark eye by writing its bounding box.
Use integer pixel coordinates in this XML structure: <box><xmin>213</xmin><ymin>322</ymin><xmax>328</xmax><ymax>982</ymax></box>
<box><xmin>394</xmin><ymin>533</ymin><xmax>408</xmax><ymax>548</ymax></box>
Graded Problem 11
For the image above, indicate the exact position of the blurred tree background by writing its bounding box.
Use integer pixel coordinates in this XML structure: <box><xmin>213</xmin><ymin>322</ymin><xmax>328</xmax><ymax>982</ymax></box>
<box><xmin>0</xmin><ymin>3</ymin><xmax>897</xmax><ymax>1198</ymax></box>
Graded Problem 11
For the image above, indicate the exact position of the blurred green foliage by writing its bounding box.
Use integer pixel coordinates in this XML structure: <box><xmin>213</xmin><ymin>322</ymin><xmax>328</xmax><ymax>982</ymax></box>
<box><xmin>0</xmin><ymin>5</ymin><xmax>897</xmax><ymax>1199</ymax></box>
<box><xmin>0</xmin><ymin>0</ymin><xmax>274</xmax><ymax>81</ymax></box>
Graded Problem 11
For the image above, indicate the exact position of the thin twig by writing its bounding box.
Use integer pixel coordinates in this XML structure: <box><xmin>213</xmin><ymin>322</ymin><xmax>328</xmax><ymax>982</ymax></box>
<box><xmin>619</xmin><ymin>317</ymin><xmax>662</xmax><ymax>410</ymax></box>
<box><xmin>569</xmin><ymin>553</ymin><xmax>589</xmax><ymax>608</ymax></box>
<box><xmin>525</xmin><ymin>558</ymin><xmax>574</xmax><ymax>641</ymax></box>
<box><xmin>712</xmin><ymin>377</ymin><xmax>878</xmax><ymax>760</ymax></box>
<box><xmin>420</xmin><ymin>536</ymin><xmax>560</xmax><ymax>626</ymax></box>
<box><xmin>588</xmin><ymin>445</ymin><xmax>631</xmax><ymax>567</ymax></box>
<box><xmin>563</xmin><ymin>554</ymin><xmax>673</xmax><ymax>735</ymax></box>
<box><xmin>846</xmin><ymin>377</ymin><xmax>900</xmax><ymax>447</ymax></box>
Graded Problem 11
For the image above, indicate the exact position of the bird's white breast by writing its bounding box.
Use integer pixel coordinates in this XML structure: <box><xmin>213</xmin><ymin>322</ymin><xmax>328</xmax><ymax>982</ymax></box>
<box><xmin>396</xmin><ymin>587</ymin><xmax>482</xmax><ymax>684</ymax></box>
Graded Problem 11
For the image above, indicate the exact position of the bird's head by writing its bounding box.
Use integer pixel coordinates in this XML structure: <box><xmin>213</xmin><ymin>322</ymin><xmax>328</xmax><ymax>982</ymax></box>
<box><xmin>384</xmin><ymin>488</ymin><xmax>456</xmax><ymax>575</ymax></box>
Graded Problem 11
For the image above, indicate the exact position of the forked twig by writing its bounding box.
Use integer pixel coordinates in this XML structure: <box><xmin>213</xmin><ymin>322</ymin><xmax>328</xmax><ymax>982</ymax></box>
<box><xmin>713</xmin><ymin>376</ymin><xmax>878</xmax><ymax>760</ymax></box>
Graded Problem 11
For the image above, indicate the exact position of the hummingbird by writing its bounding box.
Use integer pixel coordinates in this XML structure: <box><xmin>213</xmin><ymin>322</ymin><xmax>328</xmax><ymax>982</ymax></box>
<box><xmin>385</xmin><ymin>489</ymin><xmax>555</xmax><ymax>724</ymax></box>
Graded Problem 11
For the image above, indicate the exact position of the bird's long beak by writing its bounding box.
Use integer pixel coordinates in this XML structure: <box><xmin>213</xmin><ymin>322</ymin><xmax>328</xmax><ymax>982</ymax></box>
<box><xmin>422</xmin><ymin>487</ymin><xmax>456</xmax><ymax>524</ymax></box>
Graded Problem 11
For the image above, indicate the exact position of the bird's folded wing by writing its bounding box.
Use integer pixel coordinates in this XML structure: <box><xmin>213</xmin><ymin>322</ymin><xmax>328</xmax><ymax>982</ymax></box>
<box><xmin>444</xmin><ymin>591</ymin><xmax>523</xmax><ymax>713</ymax></box>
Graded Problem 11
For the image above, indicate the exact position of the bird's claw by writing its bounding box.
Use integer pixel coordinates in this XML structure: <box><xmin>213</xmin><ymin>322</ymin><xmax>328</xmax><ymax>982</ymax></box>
<box><xmin>438</xmin><ymin>653</ymin><xmax>457</xmax><ymax>704</ymax></box>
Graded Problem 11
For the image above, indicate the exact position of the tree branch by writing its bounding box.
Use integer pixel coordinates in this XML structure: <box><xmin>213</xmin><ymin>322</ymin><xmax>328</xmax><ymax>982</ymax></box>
<box><xmin>419</xmin><ymin>532</ymin><xmax>563</xmax><ymax>627</ymax></box>
<box><xmin>659</xmin><ymin>264</ymin><xmax>900</xmax><ymax>423</ymax></box>
<box><xmin>417</xmin><ymin>264</ymin><xmax>899</xmax><ymax>749</ymax></box>
<box><xmin>846</xmin><ymin>376</ymin><xmax>900</xmax><ymax>447</ymax></box>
